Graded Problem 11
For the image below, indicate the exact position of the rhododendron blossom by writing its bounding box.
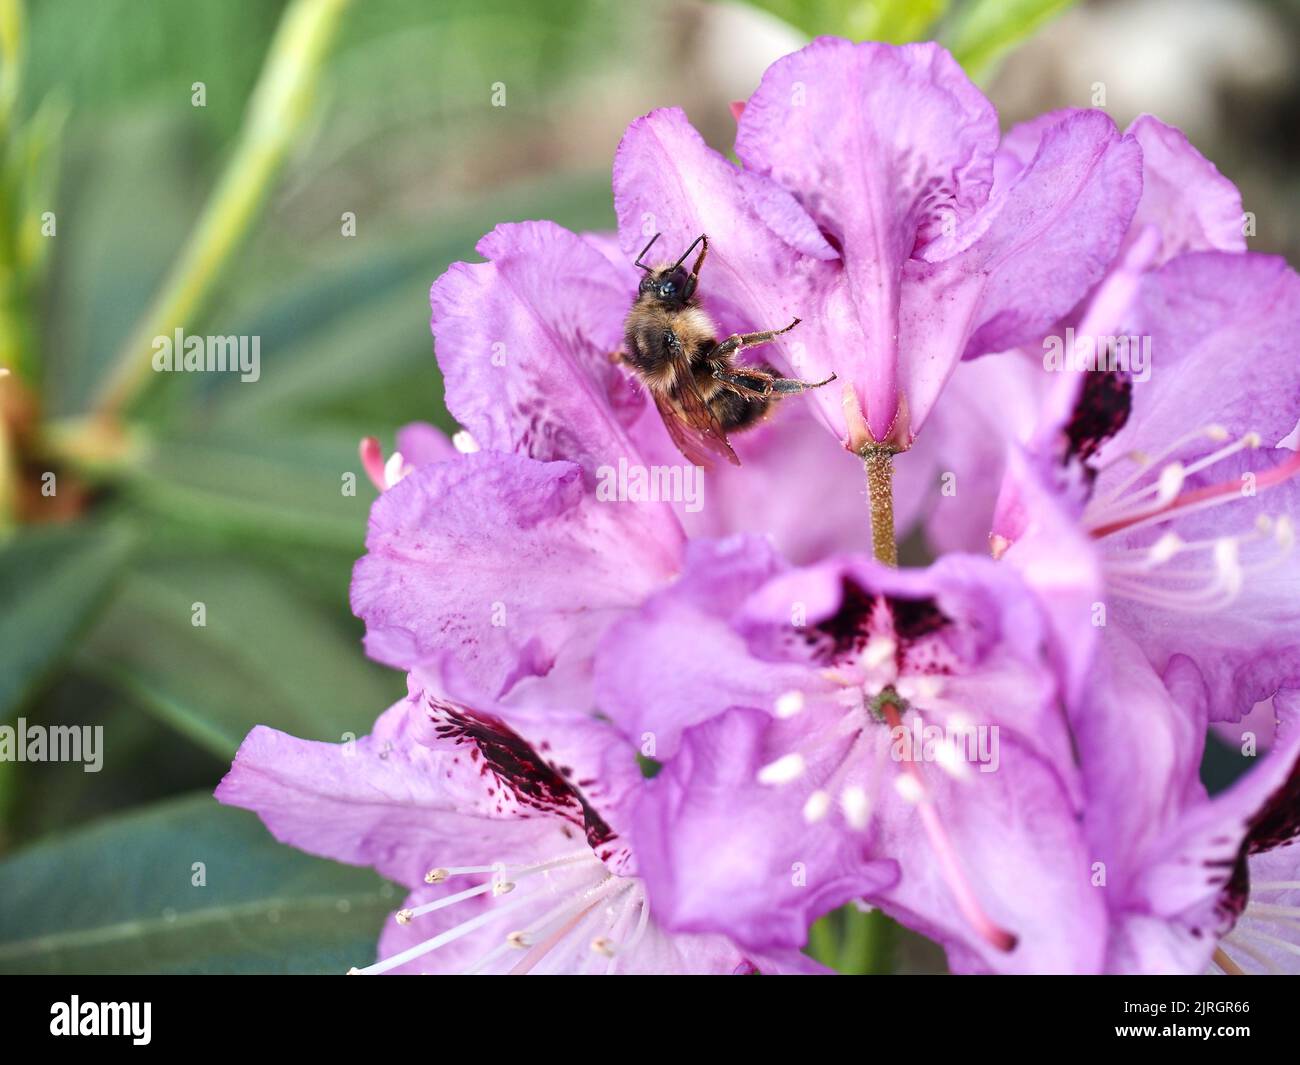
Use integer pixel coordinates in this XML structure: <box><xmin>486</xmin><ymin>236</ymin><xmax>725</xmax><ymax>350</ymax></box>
<box><xmin>217</xmin><ymin>35</ymin><xmax>1300</xmax><ymax>977</ymax></box>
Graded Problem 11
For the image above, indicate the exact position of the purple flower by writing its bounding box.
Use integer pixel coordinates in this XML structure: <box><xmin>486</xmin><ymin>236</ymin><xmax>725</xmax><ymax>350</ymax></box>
<box><xmin>898</xmin><ymin>113</ymin><xmax>1300</xmax><ymax>719</ymax></box>
<box><xmin>900</xmin><ymin>112</ymin><xmax>1252</xmax><ymax>555</ymax></box>
<box><xmin>215</xmin><ymin>665</ymin><xmax>828</xmax><ymax>974</ymax></box>
<box><xmin>1076</xmin><ymin>635</ymin><xmax>1300</xmax><ymax>973</ymax></box>
<box><xmin>352</xmin><ymin>214</ymin><xmax>904</xmax><ymax>709</ymax></box>
<box><xmin>215</xmin><ymin>38</ymin><xmax>1300</xmax><ymax>977</ymax></box>
<box><xmin>592</xmin><ymin>538</ymin><xmax>1108</xmax><ymax>971</ymax></box>
<box><xmin>613</xmin><ymin>39</ymin><xmax>1142</xmax><ymax>449</ymax></box>
<box><xmin>986</xmin><ymin>249</ymin><xmax>1300</xmax><ymax>721</ymax></box>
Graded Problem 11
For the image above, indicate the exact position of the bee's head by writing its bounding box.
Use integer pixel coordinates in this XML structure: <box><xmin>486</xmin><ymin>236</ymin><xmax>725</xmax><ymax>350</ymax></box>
<box><xmin>633</xmin><ymin>233</ymin><xmax>704</xmax><ymax>307</ymax></box>
<box><xmin>638</xmin><ymin>265</ymin><xmax>694</xmax><ymax>306</ymax></box>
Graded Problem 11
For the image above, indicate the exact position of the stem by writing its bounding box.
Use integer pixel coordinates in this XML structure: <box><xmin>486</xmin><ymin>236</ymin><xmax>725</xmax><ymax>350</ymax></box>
<box><xmin>806</xmin><ymin>911</ymin><xmax>838</xmax><ymax>966</ymax></box>
<box><xmin>861</xmin><ymin>445</ymin><xmax>898</xmax><ymax>566</ymax></box>
<box><xmin>90</xmin><ymin>0</ymin><xmax>351</xmax><ymax>421</ymax></box>
<box><xmin>839</xmin><ymin>906</ymin><xmax>895</xmax><ymax>975</ymax></box>
<box><xmin>0</xmin><ymin>0</ymin><xmax>22</xmax><ymax>129</ymax></box>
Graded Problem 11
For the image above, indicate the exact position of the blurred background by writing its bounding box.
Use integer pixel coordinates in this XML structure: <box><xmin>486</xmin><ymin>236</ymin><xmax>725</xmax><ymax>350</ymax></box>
<box><xmin>0</xmin><ymin>0</ymin><xmax>1296</xmax><ymax>974</ymax></box>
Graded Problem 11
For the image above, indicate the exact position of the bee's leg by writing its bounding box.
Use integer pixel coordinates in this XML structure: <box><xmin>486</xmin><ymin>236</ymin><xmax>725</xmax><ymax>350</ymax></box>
<box><xmin>769</xmin><ymin>371</ymin><xmax>838</xmax><ymax>394</ymax></box>
<box><xmin>709</xmin><ymin>317</ymin><xmax>801</xmax><ymax>359</ymax></box>
<box><xmin>714</xmin><ymin>364</ymin><xmax>837</xmax><ymax>398</ymax></box>
<box><xmin>608</xmin><ymin>350</ymin><xmax>627</xmax><ymax>365</ymax></box>
<box><xmin>712</xmin><ymin>367</ymin><xmax>775</xmax><ymax>399</ymax></box>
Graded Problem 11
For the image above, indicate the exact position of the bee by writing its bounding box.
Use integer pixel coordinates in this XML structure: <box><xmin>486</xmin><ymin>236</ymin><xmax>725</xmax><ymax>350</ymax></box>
<box><xmin>616</xmin><ymin>233</ymin><xmax>836</xmax><ymax>467</ymax></box>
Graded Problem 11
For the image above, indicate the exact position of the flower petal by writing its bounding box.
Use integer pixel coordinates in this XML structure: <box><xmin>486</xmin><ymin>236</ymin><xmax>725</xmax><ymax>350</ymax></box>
<box><xmin>394</xmin><ymin>421</ymin><xmax>457</xmax><ymax>468</ymax></box>
<box><xmin>409</xmin><ymin>655</ymin><xmax>645</xmax><ymax>850</ymax></box>
<box><xmin>870</xmin><ymin>731</ymin><xmax>1105</xmax><ymax>974</ymax></box>
<box><xmin>630</xmin><ymin>705</ymin><xmax>899</xmax><ymax>953</ymax></box>
<box><xmin>1106</xmin><ymin>447</ymin><xmax>1300</xmax><ymax>721</ymax></box>
<box><xmin>430</xmin><ymin>220</ymin><xmax>649</xmax><ymax>474</ymax></box>
<box><xmin>214</xmin><ymin>700</ymin><xmax>560</xmax><ymax>889</ymax></box>
<box><xmin>1073</xmin><ymin>633</ymin><xmax>1209</xmax><ymax>908</ymax></box>
<box><xmin>931</xmin><ymin>110</ymin><xmax>1143</xmax><ymax>363</ymax></box>
<box><xmin>993</xmin><ymin>445</ymin><xmax>1106</xmax><ymax>707</ymax></box>
<box><xmin>593</xmin><ymin>536</ymin><xmax>804</xmax><ymax>761</ymax></box>
<box><xmin>375</xmin><ymin>880</ymin><xmax>825</xmax><ymax>975</ymax></box>
<box><xmin>1100</xmin><ymin>251</ymin><xmax>1300</xmax><ymax>462</ymax></box>
<box><xmin>680</xmin><ymin>400</ymin><xmax>888</xmax><ymax>565</ymax></box>
<box><xmin>735</xmin><ymin>38</ymin><xmax>1000</xmax><ymax>442</ymax></box>
<box><xmin>351</xmin><ymin>451</ymin><xmax>680</xmax><ymax>694</ymax></box>
<box><xmin>1125</xmin><ymin>114</ymin><xmax>1246</xmax><ymax>260</ymax></box>
<box><xmin>1112</xmin><ymin>694</ymin><xmax>1300</xmax><ymax>973</ymax></box>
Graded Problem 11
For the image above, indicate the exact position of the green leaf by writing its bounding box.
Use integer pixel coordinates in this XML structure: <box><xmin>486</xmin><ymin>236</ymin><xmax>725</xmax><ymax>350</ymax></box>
<box><xmin>0</xmin><ymin>672</ymin><xmax>229</xmax><ymax>852</ymax></box>
<box><xmin>0</xmin><ymin>523</ymin><xmax>133</xmax><ymax>720</ymax></box>
<box><xmin>193</xmin><ymin>173</ymin><xmax>614</xmax><ymax>433</ymax></box>
<box><xmin>42</xmin><ymin>112</ymin><xmax>197</xmax><ymax>416</ymax></box>
<box><xmin>76</xmin><ymin>554</ymin><xmax>401</xmax><ymax>758</ymax></box>
<box><xmin>942</xmin><ymin>0</ymin><xmax>1074</xmax><ymax>80</ymax></box>
<box><xmin>0</xmin><ymin>794</ymin><xmax>399</xmax><ymax>974</ymax></box>
<box><xmin>121</xmin><ymin>425</ymin><xmax>377</xmax><ymax>553</ymax></box>
<box><xmin>20</xmin><ymin>0</ymin><xmax>283</xmax><ymax>135</ymax></box>
<box><xmin>742</xmin><ymin>0</ymin><xmax>948</xmax><ymax>42</ymax></box>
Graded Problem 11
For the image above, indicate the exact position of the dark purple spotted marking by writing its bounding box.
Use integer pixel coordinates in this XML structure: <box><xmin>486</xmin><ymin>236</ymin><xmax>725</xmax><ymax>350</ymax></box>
<box><xmin>1216</xmin><ymin>748</ymin><xmax>1300</xmax><ymax>927</ymax></box>
<box><xmin>427</xmin><ymin>697</ymin><xmax>616</xmax><ymax>853</ymax></box>
<box><xmin>1062</xmin><ymin>368</ymin><xmax>1132</xmax><ymax>467</ymax></box>
<box><xmin>806</xmin><ymin>577</ymin><xmax>952</xmax><ymax>666</ymax></box>
<box><xmin>1244</xmin><ymin>751</ymin><xmax>1300</xmax><ymax>856</ymax></box>
<box><xmin>1216</xmin><ymin>853</ymin><xmax>1251</xmax><ymax>926</ymax></box>
<box><xmin>808</xmin><ymin>577</ymin><xmax>876</xmax><ymax>660</ymax></box>
<box><xmin>888</xmin><ymin>595</ymin><xmax>951</xmax><ymax>644</ymax></box>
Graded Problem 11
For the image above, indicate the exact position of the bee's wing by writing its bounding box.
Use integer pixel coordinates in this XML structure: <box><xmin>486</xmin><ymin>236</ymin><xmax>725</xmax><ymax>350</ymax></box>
<box><xmin>653</xmin><ymin>372</ymin><xmax>741</xmax><ymax>468</ymax></box>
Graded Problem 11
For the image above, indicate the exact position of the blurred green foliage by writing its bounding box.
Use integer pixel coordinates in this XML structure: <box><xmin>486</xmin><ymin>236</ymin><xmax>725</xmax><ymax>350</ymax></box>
<box><xmin>748</xmin><ymin>0</ymin><xmax>950</xmax><ymax>43</ymax></box>
<box><xmin>0</xmin><ymin>795</ymin><xmax>396</xmax><ymax>973</ymax></box>
<box><xmin>746</xmin><ymin>0</ymin><xmax>1074</xmax><ymax>77</ymax></box>
<box><xmin>0</xmin><ymin>0</ymin><xmax>626</xmax><ymax>974</ymax></box>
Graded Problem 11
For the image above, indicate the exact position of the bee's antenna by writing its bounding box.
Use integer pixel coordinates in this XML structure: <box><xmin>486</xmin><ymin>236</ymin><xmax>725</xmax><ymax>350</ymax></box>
<box><xmin>634</xmin><ymin>233</ymin><xmax>661</xmax><ymax>272</ymax></box>
<box><xmin>672</xmin><ymin>234</ymin><xmax>706</xmax><ymax>272</ymax></box>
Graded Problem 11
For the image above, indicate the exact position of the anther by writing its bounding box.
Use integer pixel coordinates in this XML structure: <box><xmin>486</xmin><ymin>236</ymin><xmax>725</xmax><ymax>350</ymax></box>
<box><xmin>803</xmin><ymin>789</ymin><xmax>832</xmax><ymax>823</ymax></box>
<box><xmin>383</xmin><ymin>450</ymin><xmax>411</xmax><ymax>489</ymax></box>
<box><xmin>775</xmin><ymin>691</ymin><xmax>805</xmax><ymax>719</ymax></box>
<box><xmin>1147</xmin><ymin>531</ymin><xmax>1184</xmax><ymax>565</ymax></box>
<box><xmin>841</xmin><ymin>786</ymin><xmax>871</xmax><ymax>830</ymax></box>
<box><xmin>1154</xmin><ymin>463</ymin><xmax>1186</xmax><ymax>504</ymax></box>
<box><xmin>757</xmin><ymin>752</ymin><xmax>806</xmax><ymax>785</ymax></box>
